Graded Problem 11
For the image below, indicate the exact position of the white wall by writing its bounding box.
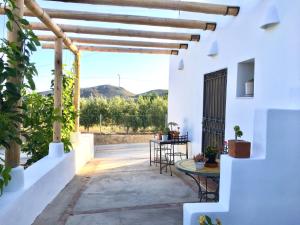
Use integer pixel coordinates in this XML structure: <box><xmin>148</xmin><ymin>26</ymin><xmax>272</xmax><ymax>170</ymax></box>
<box><xmin>168</xmin><ymin>0</ymin><xmax>300</xmax><ymax>154</ymax></box>
<box><xmin>0</xmin><ymin>133</ymin><xmax>94</xmax><ymax>225</ymax></box>
<box><xmin>184</xmin><ymin>109</ymin><xmax>300</xmax><ymax>225</ymax></box>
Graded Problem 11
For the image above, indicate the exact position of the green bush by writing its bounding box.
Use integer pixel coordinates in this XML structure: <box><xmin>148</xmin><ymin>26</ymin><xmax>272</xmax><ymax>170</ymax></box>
<box><xmin>80</xmin><ymin>95</ymin><xmax>168</xmax><ymax>133</ymax></box>
<box><xmin>22</xmin><ymin>68</ymin><xmax>75</xmax><ymax>166</ymax></box>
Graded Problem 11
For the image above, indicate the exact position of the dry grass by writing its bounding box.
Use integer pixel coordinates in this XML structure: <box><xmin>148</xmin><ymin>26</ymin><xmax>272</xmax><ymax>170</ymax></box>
<box><xmin>79</xmin><ymin>125</ymin><xmax>155</xmax><ymax>134</ymax></box>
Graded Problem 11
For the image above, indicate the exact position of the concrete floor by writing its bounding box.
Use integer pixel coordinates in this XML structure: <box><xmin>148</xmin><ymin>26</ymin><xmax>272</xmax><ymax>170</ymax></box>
<box><xmin>32</xmin><ymin>143</ymin><xmax>199</xmax><ymax>225</ymax></box>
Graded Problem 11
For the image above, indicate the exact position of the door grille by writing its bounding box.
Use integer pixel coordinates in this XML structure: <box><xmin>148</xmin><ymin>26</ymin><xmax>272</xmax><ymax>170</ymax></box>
<box><xmin>202</xmin><ymin>69</ymin><xmax>227</xmax><ymax>152</ymax></box>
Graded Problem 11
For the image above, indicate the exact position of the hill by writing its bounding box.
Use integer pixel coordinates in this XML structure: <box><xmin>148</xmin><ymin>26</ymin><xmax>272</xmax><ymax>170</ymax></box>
<box><xmin>80</xmin><ymin>85</ymin><xmax>134</xmax><ymax>98</ymax></box>
<box><xmin>39</xmin><ymin>85</ymin><xmax>168</xmax><ymax>98</ymax></box>
<box><xmin>136</xmin><ymin>89</ymin><xmax>168</xmax><ymax>97</ymax></box>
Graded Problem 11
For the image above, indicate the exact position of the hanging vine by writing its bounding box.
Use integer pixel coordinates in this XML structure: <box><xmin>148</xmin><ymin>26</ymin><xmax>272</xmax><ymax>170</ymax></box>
<box><xmin>0</xmin><ymin>0</ymin><xmax>40</xmax><ymax>194</ymax></box>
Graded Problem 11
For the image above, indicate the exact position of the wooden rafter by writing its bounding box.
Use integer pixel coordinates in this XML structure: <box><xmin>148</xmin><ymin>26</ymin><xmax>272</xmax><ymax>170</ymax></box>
<box><xmin>24</xmin><ymin>0</ymin><xmax>78</xmax><ymax>54</ymax></box>
<box><xmin>42</xmin><ymin>43</ymin><xmax>179</xmax><ymax>55</ymax></box>
<box><xmin>38</xmin><ymin>35</ymin><xmax>189</xmax><ymax>49</ymax></box>
<box><xmin>30</xmin><ymin>23</ymin><xmax>200</xmax><ymax>41</ymax></box>
<box><xmin>46</xmin><ymin>0</ymin><xmax>240</xmax><ymax>16</ymax></box>
<box><xmin>0</xmin><ymin>7</ymin><xmax>216</xmax><ymax>30</ymax></box>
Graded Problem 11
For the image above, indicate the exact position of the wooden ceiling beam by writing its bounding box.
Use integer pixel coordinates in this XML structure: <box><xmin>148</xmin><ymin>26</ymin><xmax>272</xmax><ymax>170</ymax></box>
<box><xmin>23</xmin><ymin>0</ymin><xmax>78</xmax><ymax>54</ymax></box>
<box><xmin>42</xmin><ymin>43</ymin><xmax>179</xmax><ymax>55</ymax></box>
<box><xmin>30</xmin><ymin>23</ymin><xmax>200</xmax><ymax>41</ymax></box>
<box><xmin>45</xmin><ymin>0</ymin><xmax>240</xmax><ymax>16</ymax></box>
<box><xmin>38</xmin><ymin>35</ymin><xmax>188</xmax><ymax>49</ymax></box>
<box><xmin>0</xmin><ymin>7</ymin><xmax>216</xmax><ymax>30</ymax></box>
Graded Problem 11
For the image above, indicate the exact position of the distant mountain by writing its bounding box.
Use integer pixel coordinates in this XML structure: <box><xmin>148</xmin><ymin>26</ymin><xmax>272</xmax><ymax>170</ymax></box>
<box><xmin>39</xmin><ymin>85</ymin><xmax>168</xmax><ymax>99</ymax></box>
<box><xmin>136</xmin><ymin>89</ymin><xmax>168</xmax><ymax>97</ymax></box>
<box><xmin>81</xmin><ymin>85</ymin><xmax>134</xmax><ymax>98</ymax></box>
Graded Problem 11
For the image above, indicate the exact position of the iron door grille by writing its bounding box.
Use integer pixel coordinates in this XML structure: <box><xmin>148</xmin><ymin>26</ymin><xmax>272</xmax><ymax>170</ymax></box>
<box><xmin>202</xmin><ymin>69</ymin><xmax>227</xmax><ymax>152</ymax></box>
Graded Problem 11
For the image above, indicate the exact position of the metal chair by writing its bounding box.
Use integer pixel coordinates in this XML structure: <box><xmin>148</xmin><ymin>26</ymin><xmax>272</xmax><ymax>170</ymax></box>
<box><xmin>165</xmin><ymin>133</ymin><xmax>189</xmax><ymax>176</ymax></box>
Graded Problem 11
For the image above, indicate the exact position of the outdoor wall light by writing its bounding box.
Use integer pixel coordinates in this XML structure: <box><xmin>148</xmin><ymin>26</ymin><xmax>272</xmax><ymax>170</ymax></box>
<box><xmin>207</xmin><ymin>40</ymin><xmax>218</xmax><ymax>57</ymax></box>
<box><xmin>178</xmin><ymin>59</ymin><xmax>184</xmax><ymax>70</ymax></box>
<box><xmin>260</xmin><ymin>4</ymin><xmax>280</xmax><ymax>30</ymax></box>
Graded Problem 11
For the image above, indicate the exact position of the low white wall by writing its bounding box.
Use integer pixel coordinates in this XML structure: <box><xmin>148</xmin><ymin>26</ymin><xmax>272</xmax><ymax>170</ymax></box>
<box><xmin>184</xmin><ymin>109</ymin><xmax>300</xmax><ymax>225</ymax></box>
<box><xmin>0</xmin><ymin>133</ymin><xmax>94</xmax><ymax>225</ymax></box>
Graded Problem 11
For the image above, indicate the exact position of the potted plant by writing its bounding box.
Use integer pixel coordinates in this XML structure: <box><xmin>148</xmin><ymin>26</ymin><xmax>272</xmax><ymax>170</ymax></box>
<box><xmin>228</xmin><ymin>125</ymin><xmax>251</xmax><ymax>158</ymax></box>
<box><xmin>204</xmin><ymin>146</ymin><xmax>218</xmax><ymax>168</ymax></box>
<box><xmin>199</xmin><ymin>215</ymin><xmax>222</xmax><ymax>225</ymax></box>
<box><xmin>245</xmin><ymin>78</ymin><xmax>254</xmax><ymax>96</ymax></box>
<box><xmin>162</xmin><ymin>127</ymin><xmax>170</xmax><ymax>141</ymax></box>
<box><xmin>168</xmin><ymin>122</ymin><xmax>179</xmax><ymax>139</ymax></box>
<box><xmin>193</xmin><ymin>153</ymin><xmax>206</xmax><ymax>170</ymax></box>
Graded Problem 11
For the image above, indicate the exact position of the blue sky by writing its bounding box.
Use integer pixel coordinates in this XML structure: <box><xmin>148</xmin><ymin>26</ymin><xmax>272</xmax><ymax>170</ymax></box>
<box><xmin>0</xmin><ymin>0</ymin><xmax>190</xmax><ymax>94</ymax></box>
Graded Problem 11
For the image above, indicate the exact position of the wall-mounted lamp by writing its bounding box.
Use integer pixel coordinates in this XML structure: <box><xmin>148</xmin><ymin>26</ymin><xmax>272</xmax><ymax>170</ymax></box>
<box><xmin>178</xmin><ymin>59</ymin><xmax>184</xmax><ymax>70</ymax></box>
<box><xmin>260</xmin><ymin>4</ymin><xmax>280</xmax><ymax>30</ymax></box>
<box><xmin>207</xmin><ymin>40</ymin><xmax>218</xmax><ymax>57</ymax></box>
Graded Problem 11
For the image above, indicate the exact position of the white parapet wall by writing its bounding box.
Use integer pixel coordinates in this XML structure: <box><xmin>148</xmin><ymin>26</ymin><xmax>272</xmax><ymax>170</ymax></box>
<box><xmin>0</xmin><ymin>133</ymin><xmax>94</xmax><ymax>225</ymax></box>
<box><xmin>183</xmin><ymin>109</ymin><xmax>300</xmax><ymax>225</ymax></box>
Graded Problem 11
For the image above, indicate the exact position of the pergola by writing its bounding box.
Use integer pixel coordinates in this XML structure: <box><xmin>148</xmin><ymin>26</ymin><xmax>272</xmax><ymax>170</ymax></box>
<box><xmin>4</xmin><ymin>0</ymin><xmax>239</xmax><ymax>167</ymax></box>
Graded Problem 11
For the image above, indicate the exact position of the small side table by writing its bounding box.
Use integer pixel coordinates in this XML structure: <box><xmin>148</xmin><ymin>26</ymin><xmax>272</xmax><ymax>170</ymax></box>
<box><xmin>175</xmin><ymin>159</ymin><xmax>220</xmax><ymax>202</ymax></box>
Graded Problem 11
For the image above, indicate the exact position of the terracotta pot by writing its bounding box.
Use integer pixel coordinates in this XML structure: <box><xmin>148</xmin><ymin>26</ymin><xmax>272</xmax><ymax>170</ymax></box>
<box><xmin>228</xmin><ymin>140</ymin><xmax>251</xmax><ymax>158</ymax></box>
<box><xmin>169</xmin><ymin>131</ymin><xmax>179</xmax><ymax>139</ymax></box>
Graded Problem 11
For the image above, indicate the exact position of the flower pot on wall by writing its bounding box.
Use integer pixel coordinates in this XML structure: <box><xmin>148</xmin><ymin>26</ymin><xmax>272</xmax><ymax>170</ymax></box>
<box><xmin>245</xmin><ymin>80</ymin><xmax>254</xmax><ymax>96</ymax></box>
<box><xmin>228</xmin><ymin>140</ymin><xmax>251</xmax><ymax>158</ymax></box>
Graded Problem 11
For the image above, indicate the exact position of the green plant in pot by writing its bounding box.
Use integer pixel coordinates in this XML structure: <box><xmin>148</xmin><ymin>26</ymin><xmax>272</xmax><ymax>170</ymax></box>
<box><xmin>168</xmin><ymin>122</ymin><xmax>179</xmax><ymax>139</ymax></box>
<box><xmin>204</xmin><ymin>146</ymin><xmax>218</xmax><ymax>168</ymax></box>
<box><xmin>162</xmin><ymin>127</ymin><xmax>170</xmax><ymax>141</ymax></box>
<box><xmin>228</xmin><ymin>125</ymin><xmax>251</xmax><ymax>158</ymax></box>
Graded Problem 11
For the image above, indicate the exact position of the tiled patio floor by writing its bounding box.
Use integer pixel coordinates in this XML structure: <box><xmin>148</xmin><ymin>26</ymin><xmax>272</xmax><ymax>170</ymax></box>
<box><xmin>32</xmin><ymin>143</ymin><xmax>199</xmax><ymax>225</ymax></box>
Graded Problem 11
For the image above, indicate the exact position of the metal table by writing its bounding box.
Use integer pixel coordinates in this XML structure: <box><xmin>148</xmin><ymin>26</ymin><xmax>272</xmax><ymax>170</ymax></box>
<box><xmin>149</xmin><ymin>139</ymin><xmax>189</xmax><ymax>174</ymax></box>
<box><xmin>175</xmin><ymin>159</ymin><xmax>220</xmax><ymax>202</ymax></box>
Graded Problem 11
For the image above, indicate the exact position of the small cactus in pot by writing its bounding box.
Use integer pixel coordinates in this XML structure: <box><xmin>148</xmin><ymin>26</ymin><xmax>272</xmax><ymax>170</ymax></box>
<box><xmin>228</xmin><ymin>125</ymin><xmax>251</xmax><ymax>158</ymax></box>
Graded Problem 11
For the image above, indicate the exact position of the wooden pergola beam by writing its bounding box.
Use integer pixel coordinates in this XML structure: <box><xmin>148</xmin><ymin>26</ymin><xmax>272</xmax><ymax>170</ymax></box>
<box><xmin>0</xmin><ymin>7</ymin><xmax>216</xmax><ymax>30</ymax></box>
<box><xmin>5</xmin><ymin>0</ymin><xmax>24</xmax><ymax>168</ymax></box>
<box><xmin>30</xmin><ymin>23</ymin><xmax>200</xmax><ymax>41</ymax></box>
<box><xmin>24</xmin><ymin>0</ymin><xmax>78</xmax><ymax>54</ymax></box>
<box><xmin>53</xmin><ymin>38</ymin><xmax>63</xmax><ymax>142</ymax></box>
<box><xmin>42</xmin><ymin>43</ymin><xmax>179</xmax><ymax>55</ymax></box>
<box><xmin>74</xmin><ymin>52</ymin><xmax>81</xmax><ymax>132</ymax></box>
<box><xmin>38</xmin><ymin>35</ymin><xmax>189</xmax><ymax>49</ymax></box>
<box><xmin>46</xmin><ymin>0</ymin><xmax>240</xmax><ymax>16</ymax></box>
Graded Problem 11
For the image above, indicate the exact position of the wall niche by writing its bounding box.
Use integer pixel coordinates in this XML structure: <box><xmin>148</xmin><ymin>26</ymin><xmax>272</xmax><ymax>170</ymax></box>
<box><xmin>237</xmin><ymin>59</ymin><xmax>255</xmax><ymax>97</ymax></box>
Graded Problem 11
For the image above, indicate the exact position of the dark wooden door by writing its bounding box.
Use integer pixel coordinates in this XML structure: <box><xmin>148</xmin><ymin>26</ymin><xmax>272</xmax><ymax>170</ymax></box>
<box><xmin>202</xmin><ymin>69</ymin><xmax>227</xmax><ymax>152</ymax></box>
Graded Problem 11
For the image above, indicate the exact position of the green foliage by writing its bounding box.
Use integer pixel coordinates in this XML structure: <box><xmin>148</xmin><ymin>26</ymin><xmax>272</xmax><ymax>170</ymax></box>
<box><xmin>234</xmin><ymin>125</ymin><xmax>243</xmax><ymax>140</ymax></box>
<box><xmin>22</xmin><ymin>68</ymin><xmax>76</xmax><ymax>166</ymax></box>
<box><xmin>204</xmin><ymin>146</ymin><xmax>218</xmax><ymax>163</ymax></box>
<box><xmin>163</xmin><ymin>127</ymin><xmax>170</xmax><ymax>135</ymax></box>
<box><xmin>199</xmin><ymin>215</ymin><xmax>222</xmax><ymax>225</ymax></box>
<box><xmin>22</xmin><ymin>93</ymin><xmax>54</xmax><ymax>165</ymax></box>
<box><xmin>168</xmin><ymin>121</ymin><xmax>178</xmax><ymax>131</ymax></box>
<box><xmin>80</xmin><ymin>95</ymin><xmax>168</xmax><ymax>132</ymax></box>
<box><xmin>0</xmin><ymin>0</ymin><xmax>40</xmax><ymax>195</ymax></box>
<box><xmin>61</xmin><ymin>69</ymin><xmax>76</xmax><ymax>150</ymax></box>
<box><xmin>0</xmin><ymin>158</ymin><xmax>11</xmax><ymax>196</ymax></box>
<box><xmin>0</xmin><ymin>0</ymin><xmax>40</xmax><ymax>149</ymax></box>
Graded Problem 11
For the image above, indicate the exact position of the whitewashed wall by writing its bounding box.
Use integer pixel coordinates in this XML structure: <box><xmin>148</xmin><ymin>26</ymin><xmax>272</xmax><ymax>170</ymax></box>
<box><xmin>168</xmin><ymin>0</ymin><xmax>300</xmax><ymax>154</ymax></box>
<box><xmin>0</xmin><ymin>133</ymin><xmax>94</xmax><ymax>225</ymax></box>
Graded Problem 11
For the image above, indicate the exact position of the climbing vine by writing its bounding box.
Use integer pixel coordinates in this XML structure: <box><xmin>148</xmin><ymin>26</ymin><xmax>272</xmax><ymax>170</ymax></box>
<box><xmin>0</xmin><ymin>0</ymin><xmax>40</xmax><ymax>193</ymax></box>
